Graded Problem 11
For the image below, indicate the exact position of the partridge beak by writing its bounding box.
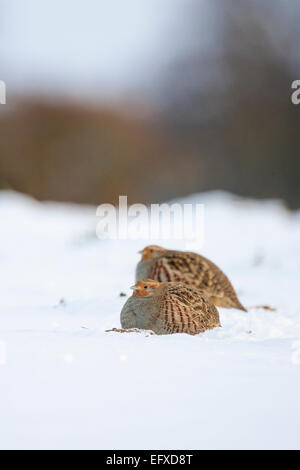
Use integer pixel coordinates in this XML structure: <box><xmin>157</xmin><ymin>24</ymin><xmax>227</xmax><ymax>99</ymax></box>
<box><xmin>138</xmin><ymin>250</ymin><xmax>143</xmax><ymax>254</ymax></box>
<box><xmin>130</xmin><ymin>285</ymin><xmax>138</xmax><ymax>290</ymax></box>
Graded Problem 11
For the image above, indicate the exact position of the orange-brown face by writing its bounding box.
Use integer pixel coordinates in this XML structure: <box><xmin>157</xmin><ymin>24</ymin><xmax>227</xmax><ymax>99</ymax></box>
<box><xmin>139</xmin><ymin>245</ymin><xmax>166</xmax><ymax>261</ymax></box>
<box><xmin>131</xmin><ymin>279</ymin><xmax>160</xmax><ymax>297</ymax></box>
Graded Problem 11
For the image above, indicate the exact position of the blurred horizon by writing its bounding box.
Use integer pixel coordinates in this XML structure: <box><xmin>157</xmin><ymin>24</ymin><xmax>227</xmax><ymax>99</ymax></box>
<box><xmin>1</xmin><ymin>0</ymin><xmax>300</xmax><ymax>208</ymax></box>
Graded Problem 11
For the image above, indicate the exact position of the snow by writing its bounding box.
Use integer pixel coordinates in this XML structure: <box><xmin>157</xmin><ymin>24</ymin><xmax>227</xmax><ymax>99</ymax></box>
<box><xmin>0</xmin><ymin>190</ymin><xmax>300</xmax><ymax>450</ymax></box>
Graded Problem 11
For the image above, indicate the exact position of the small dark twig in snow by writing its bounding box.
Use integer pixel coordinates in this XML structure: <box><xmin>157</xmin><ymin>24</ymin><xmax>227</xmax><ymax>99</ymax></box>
<box><xmin>105</xmin><ymin>327</ymin><xmax>154</xmax><ymax>335</ymax></box>
<box><xmin>249</xmin><ymin>305</ymin><xmax>277</xmax><ymax>312</ymax></box>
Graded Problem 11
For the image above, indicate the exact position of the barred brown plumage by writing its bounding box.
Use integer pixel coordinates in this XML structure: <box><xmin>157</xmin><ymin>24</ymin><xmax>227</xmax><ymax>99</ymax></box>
<box><xmin>120</xmin><ymin>279</ymin><xmax>221</xmax><ymax>335</ymax></box>
<box><xmin>136</xmin><ymin>245</ymin><xmax>247</xmax><ymax>311</ymax></box>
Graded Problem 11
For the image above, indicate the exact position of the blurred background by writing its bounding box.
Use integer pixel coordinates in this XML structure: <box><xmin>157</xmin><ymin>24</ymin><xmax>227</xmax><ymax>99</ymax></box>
<box><xmin>0</xmin><ymin>0</ymin><xmax>300</xmax><ymax>208</ymax></box>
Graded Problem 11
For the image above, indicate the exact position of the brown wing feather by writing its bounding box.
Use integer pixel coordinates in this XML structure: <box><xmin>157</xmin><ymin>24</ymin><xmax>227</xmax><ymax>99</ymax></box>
<box><xmin>151</xmin><ymin>252</ymin><xmax>246</xmax><ymax>311</ymax></box>
<box><xmin>158</xmin><ymin>283</ymin><xmax>220</xmax><ymax>335</ymax></box>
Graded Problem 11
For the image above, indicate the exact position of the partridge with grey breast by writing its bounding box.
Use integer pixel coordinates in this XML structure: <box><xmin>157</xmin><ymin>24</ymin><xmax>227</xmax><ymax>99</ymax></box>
<box><xmin>120</xmin><ymin>279</ymin><xmax>221</xmax><ymax>335</ymax></box>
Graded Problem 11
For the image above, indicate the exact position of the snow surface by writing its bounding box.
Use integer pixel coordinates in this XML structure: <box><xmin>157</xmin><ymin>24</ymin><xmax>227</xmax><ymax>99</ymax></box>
<box><xmin>0</xmin><ymin>190</ymin><xmax>300</xmax><ymax>450</ymax></box>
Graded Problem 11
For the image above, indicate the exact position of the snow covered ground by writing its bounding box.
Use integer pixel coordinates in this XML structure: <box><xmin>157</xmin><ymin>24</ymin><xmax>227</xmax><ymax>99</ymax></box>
<box><xmin>0</xmin><ymin>190</ymin><xmax>299</xmax><ymax>450</ymax></box>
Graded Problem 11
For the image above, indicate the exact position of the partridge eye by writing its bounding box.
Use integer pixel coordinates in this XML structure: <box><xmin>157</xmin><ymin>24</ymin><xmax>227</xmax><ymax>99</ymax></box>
<box><xmin>144</xmin><ymin>286</ymin><xmax>148</xmax><ymax>289</ymax></box>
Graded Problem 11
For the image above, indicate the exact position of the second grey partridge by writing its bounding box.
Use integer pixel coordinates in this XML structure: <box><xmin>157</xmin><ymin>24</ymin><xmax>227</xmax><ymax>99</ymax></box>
<box><xmin>136</xmin><ymin>246</ymin><xmax>246</xmax><ymax>311</ymax></box>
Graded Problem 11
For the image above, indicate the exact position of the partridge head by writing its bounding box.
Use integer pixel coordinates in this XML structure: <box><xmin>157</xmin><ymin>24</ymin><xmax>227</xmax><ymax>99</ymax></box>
<box><xmin>138</xmin><ymin>245</ymin><xmax>166</xmax><ymax>260</ymax></box>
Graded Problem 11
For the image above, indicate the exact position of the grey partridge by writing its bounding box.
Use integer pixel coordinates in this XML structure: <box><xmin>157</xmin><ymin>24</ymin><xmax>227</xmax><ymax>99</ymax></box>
<box><xmin>120</xmin><ymin>279</ymin><xmax>221</xmax><ymax>335</ymax></box>
<box><xmin>136</xmin><ymin>246</ymin><xmax>246</xmax><ymax>311</ymax></box>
